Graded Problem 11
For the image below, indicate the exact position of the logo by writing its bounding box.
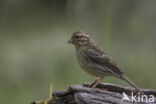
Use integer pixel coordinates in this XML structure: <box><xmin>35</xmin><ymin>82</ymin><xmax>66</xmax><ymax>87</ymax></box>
<box><xmin>121</xmin><ymin>92</ymin><xmax>155</xmax><ymax>103</ymax></box>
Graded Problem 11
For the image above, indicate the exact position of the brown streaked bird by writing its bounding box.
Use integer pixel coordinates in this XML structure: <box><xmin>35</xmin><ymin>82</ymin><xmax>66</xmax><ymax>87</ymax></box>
<box><xmin>67</xmin><ymin>30</ymin><xmax>144</xmax><ymax>94</ymax></box>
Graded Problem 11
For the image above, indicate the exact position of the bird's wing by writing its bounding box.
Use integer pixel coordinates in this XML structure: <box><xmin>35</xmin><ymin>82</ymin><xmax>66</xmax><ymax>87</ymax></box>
<box><xmin>87</xmin><ymin>49</ymin><xmax>124</xmax><ymax>77</ymax></box>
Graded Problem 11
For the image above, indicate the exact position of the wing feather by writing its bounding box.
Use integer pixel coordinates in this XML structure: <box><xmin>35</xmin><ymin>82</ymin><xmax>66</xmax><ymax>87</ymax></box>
<box><xmin>87</xmin><ymin>49</ymin><xmax>124</xmax><ymax>77</ymax></box>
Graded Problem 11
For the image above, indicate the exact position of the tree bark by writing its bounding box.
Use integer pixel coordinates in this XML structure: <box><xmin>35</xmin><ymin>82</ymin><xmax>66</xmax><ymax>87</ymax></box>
<box><xmin>52</xmin><ymin>83</ymin><xmax>156</xmax><ymax>104</ymax></box>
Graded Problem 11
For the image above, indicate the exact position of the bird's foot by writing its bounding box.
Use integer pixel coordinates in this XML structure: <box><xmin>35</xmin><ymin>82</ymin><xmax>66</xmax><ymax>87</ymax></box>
<box><xmin>92</xmin><ymin>81</ymin><xmax>100</xmax><ymax>89</ymax></box>
<box><xmin>89</xmin><ymin>79</ymin><xmax>98</xmax><ymax>88</ymax></box>
<box><xmin>89</xmin><ymin>79</ymin><xmax>102</xmax><ymax>89</ymax></box>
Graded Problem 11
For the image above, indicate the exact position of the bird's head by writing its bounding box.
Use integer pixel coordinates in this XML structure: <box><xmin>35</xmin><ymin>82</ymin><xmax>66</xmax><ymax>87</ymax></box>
<box><xmin>67</xmin><ymin>30</ymin><xmax>91</xmax><ymax>47</ymax></box>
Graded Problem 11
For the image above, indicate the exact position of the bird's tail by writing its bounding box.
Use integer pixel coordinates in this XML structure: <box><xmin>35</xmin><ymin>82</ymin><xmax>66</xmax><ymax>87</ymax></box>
<box><xmin>121</xmin><ymin>75</ymin><xmax>145</xmax><ymax>95</ymax></box>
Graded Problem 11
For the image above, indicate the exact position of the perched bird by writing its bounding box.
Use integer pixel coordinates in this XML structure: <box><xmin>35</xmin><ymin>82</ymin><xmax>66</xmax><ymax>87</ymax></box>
<box><xmin>67</xmin><ymin>30</ymin><xmax>144</xmax><ymax>94</ymax></box>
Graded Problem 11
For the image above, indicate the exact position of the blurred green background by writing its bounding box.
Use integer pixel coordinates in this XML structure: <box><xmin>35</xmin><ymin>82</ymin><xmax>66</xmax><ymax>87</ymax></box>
<box><xmin>0</xmin><ymin>0</ymin><xmax>156</xmax><ymax>104</ymax></box>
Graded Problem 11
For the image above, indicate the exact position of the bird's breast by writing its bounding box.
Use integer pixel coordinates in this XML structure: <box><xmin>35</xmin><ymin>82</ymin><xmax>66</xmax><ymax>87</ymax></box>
<box><xmin>76</xmin><ymin>48</ymin><xmax>101</xmax><ymax>77</ymax></box>
<box><xmin>76</xmin><ymin>48</ymin><xmax>89</xmax><ymax>66</ymax></box>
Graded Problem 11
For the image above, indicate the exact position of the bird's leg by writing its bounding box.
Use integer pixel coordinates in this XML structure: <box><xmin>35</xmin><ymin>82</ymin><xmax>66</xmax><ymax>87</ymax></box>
<box><xmin>92</xmin><ymin>77</ymin><xmax>101</xmax><ymax>88</ymax></box>
<box><xmin>90</xmin><ymin>77</ymin><xmax>104</xmax><ymax>89</ymax></box>
<box><xmin>89</xmin><ymin>78</ymin><xmax>98</xmax><ymax>88</ymax></box>
<box><xmin>89</xmin><ymin>77</ymin><xmax>102</xmax><ymax>88</ymax></box>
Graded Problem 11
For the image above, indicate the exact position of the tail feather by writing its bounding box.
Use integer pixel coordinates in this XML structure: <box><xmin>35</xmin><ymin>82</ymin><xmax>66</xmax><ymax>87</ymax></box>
<box><xmin>121</xmin><ymin>75</ymin><xmax>144</xmax><ymax>95</ymax></box>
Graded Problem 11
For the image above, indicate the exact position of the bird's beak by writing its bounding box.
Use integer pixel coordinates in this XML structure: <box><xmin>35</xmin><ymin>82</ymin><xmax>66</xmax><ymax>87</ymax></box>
<box><xmin>67</xmin><ymin>39</ymin><xmax>73</xmax><ymax>44</ymax></box>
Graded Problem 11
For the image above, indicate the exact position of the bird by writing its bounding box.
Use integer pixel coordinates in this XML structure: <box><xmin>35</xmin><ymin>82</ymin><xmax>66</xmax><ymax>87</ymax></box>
<box><xmin>67</xmin><ymin>30</ymin><xmax>144</xmax><ymax>94</ymax></box>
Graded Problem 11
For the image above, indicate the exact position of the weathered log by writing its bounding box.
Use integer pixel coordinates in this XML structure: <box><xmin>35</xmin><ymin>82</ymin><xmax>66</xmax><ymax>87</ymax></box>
<box><xmin>52</xmin><ymin>83</ymin><xmax>156</xmax><ymax>104</ymax></box>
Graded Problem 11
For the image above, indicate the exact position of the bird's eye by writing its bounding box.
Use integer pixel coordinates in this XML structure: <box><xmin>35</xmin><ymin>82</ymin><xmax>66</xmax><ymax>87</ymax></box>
<box><xmin>75</xmin><ymin>36</ymin><xmax>80</xmax><ymax>39</ymax></box>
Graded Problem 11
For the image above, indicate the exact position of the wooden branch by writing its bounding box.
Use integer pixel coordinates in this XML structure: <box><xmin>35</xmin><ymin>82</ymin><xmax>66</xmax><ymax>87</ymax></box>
<box><xmin>51</xmin><ymin>83</ymin><xmax>156</xmax><ymax>104</ymax></box>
